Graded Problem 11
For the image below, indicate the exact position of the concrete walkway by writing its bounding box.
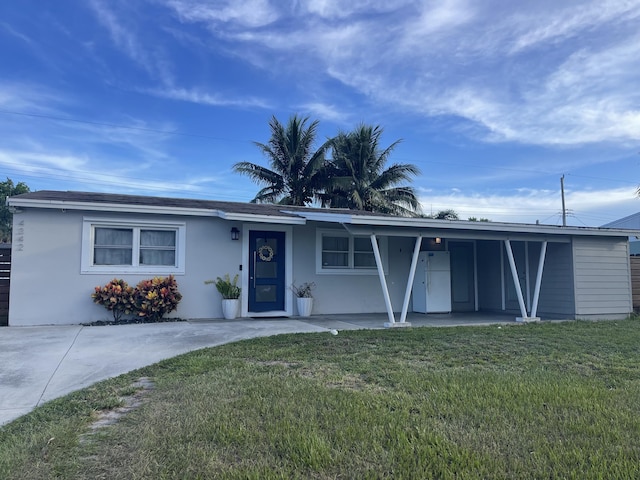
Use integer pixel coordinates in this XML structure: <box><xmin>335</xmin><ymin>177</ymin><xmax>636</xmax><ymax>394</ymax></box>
<box><xmin>0</xmin><ymin>313</ymin><xmax>516</xmax><ymax>426</ymax></box>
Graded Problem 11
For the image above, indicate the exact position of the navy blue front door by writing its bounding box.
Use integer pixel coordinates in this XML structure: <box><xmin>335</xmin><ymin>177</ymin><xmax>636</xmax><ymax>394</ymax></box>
<box><xmin>248</xmin><ymin>230</ymin><xmax>285</xmax><ymax>313</ymax></box>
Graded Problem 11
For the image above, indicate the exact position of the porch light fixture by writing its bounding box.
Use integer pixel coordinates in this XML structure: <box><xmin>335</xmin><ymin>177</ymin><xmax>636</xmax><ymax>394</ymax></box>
<box><xmin>231</xmin><ymin>227</ymin><xmax>240</xmax><ymax>241</ymax></box>
<box><xmin>435</xmin><ymin>237</ymin><xmax>442</xmax><ymax>244</ymax></box>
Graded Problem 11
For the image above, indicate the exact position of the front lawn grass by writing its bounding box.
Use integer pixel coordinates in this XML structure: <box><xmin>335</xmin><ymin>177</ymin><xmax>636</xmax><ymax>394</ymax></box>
<box><xmin>2</xmin><ymin>319</ymin><xmax>640</xmax><ymax>479</ymax></box>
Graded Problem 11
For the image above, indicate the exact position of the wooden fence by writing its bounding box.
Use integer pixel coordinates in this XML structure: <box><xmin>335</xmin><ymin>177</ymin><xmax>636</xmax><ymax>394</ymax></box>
<box><xmin>0</xmin><ymin>245</ymin><xmax>10</xmax><ymax>326</ymax></box>
<box><xmin>631</xmin><ymin>256</ymin><xmax>640</xmax><ymax>312</ymax></box>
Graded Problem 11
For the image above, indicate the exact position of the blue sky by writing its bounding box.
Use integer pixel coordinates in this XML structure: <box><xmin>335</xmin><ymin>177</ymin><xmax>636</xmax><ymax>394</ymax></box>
<box><xmin>1</xmin><ymin>0</ymin><xmax>639</xmax><ymax>226</ymax></box>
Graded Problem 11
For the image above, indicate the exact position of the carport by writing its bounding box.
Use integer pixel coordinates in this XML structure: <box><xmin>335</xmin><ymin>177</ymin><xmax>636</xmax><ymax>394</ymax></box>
<box><xmin>334</xmin><ymin>216</ymin><xmax>633</xmax><ymax>326</ymax></box>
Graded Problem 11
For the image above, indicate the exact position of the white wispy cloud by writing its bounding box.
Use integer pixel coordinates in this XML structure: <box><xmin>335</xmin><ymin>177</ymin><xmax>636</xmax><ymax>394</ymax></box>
<box><xmin>302</xmin><ymin>0</ymin><xmax>407</xmax><ymax>19</ymax></box>
<box><xmin>0</xmin><ymin>82</ymin><xmax>66</xmax><ymax>113</ymax></box>
<box><xmin>403</xmin><ymin>0</ymin><xmax>475</xmax><ymax>39</ymax></box>
<box><xmin>297</xmin><ymin>102</ymin><xmax>349</xmax><ymax>124</ymax></box>
<box><xmin>164</xmin><ymin>1</ymin><xmax>640</xmax><ymax>147</ymax></box>
<box><xmin>506</xmin><ymin>0</ymin><xmax>640</xmax><ymax>54</ymax></box>
<box><xmin>0</xmin><ymin>101</ymin><xmax>223</xmax><ymax>195</ymax></box>
<box><xmin>165</xmin><ymin>0</ymin><xmax>280</xmax><ymax>27</ymax></box>
<box><xmin>0</xmin><ymin>147</ymin><xmax>216</xmax><ymax>196</ymax></box>
<box><xmin>88</xmin><ymin>0</ymin><xmax>174</xmax><ymax>85</ymax></box>
<box><xmin>146</xmin><ymin>87</ymin><xmax>272</xmax><ymax>109</ymax></box>
<box><xmin>0</xmin><ymin>21</ymin><xmax>34</xmax><ymax>45</ymax></box>
<box><xmin>419</xmin><ymin>186</ymin><xmax>639</xmax><ymax>225</ymax></box>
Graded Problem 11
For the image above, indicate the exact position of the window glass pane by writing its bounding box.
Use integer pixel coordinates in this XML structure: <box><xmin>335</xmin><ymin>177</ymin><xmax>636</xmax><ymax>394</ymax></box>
<box><xmin>140</xmin><ymin>249</ymin><xmax>176</xmax><ymax>266</ymax></box>
<box><xmin>139</xmin><ymin>230</ymin><xmax>176</xmax><ymax>265</ymax></box>
<box><xmin>95</xmin><ymin>228</ymin><xmax>132</xmax><ymax>246</ymax></box>
<box><xmin>354</xmin><ymin>252</ymin><xmax>376</xmax><ymax>268</ymax></box>
<box><xmin>256</xmin><ymin>262</ymin><xmax>277</xmax><ymax>278</ymax></box>
<box><xmin>323</xmin><ymin>252</ymin><xmax>348</xmax><ymax>267</ymax></box>
<box><xmin>322</xmin><ymin>236</ymin><xmax>348</xmax><ymax>252</ymax></box>
<box><xmin>94</xmin><ymin>228</ymin><xmax>133</xmax><ymax>265</ymax></box>
<box><xmin>256</xmin><ymin>237</ymin><xmax>277</xmax><ymax>253</ymax></box>
<box><xmin>94</xmin><ymin>247</ymin><xmax>132</xmax><ymax>265</ymax></box>
<box><xmin>354</xmin><ymin>237</ymin><xmax>373</xmax><ymax>252</ymax></box>
<box><xmin>255</xmin><ymin>285</ymin><xmax>277</xmax><ymax>302</ymax></box>
<box><xmin>141</xmin><ymin>230</ymin><xmax>175</xmax><ymax>247</ymax></box>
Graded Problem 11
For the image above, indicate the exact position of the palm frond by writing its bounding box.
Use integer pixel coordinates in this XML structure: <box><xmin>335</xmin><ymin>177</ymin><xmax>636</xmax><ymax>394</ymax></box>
<box><xmin>233</xmin><ymin>162</ymin><xmax>283</xmax><ymax>186</ymax></box>
<box><xmin>370</xmin><ymin>163</ymin><xmax>421</xmax><ymax>190</ymax></box>
<box><xmin>252</xmin><ymin>185</ymin><xmax>286</xmax><ymax>204</ymax></box>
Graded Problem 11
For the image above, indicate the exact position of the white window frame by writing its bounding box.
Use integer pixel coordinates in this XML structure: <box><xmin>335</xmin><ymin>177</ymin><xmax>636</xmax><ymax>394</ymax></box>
<box><xmin>316</xmin><ymin>229</ymin><xmax>388</xmax><ymax>275</ymax></box>
<box><xmin>81</xmin><ymin>217</ymin><xmax>186</xmax><ymax>275</ymax></box>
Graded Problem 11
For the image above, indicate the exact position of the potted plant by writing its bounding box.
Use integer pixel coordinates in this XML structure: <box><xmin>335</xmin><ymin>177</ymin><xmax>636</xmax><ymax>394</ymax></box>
<box><xmin>291</xmin><ymin>282</ymin><xmax>315</xmax><ymax>317</ymax></box>
<box><xmin>205</xmin><ymin>274</ymin><xmax>241</xmax><ymax>319</ymax></box>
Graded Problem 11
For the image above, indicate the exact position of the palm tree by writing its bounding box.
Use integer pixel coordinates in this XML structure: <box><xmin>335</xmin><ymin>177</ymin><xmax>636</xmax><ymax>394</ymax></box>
<box><xmin>233</xmin><ymin>115</ymin><xmax>329</xmax><ymax>205</ymax></box>
<box><xmin>322</xmin><ymin>124</ymin><xmax>421</xmax><ymax>216</ymax></box>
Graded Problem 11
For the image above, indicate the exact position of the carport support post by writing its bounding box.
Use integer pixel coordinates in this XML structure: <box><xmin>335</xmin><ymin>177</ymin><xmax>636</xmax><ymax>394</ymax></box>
<box><xmin>370</xmin><ymin>234</ymin><xmax>396</xmax><ymax>327</ymax></box>
<box><xmin>504</xmin><ymin>240</ymin><xmax>528</xmax><ymax>321</ymax></box>
<box><xmin>399</xmin><ymin>235</ymin><xmax>422</xmax><ymax>324</ymax></box>
<box><xmin>530</xmin><ymin>241</ymin><xmax>547</xmax><ymax>318</ymax></box>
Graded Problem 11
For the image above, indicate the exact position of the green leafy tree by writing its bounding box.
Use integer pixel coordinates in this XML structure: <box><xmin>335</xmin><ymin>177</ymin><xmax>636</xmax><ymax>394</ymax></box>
<box><xmin>322</xmin><ymin>124</ymin><xmax>420</xmax><ymax>215</ymax></box>
<box><xmin>234</xmin><ymin>115</ymin><xmax>330</xmax><ymax>205</ymax></box>
<box><xmin>432</xmin><ymin>209</ymin><xmax>459</xmax><ymax>220</ymax></box>
<box><xmin>468</xmin><ymin>216</ymin><xmax>490</xmax><ymax>222</ymax></box>
<box><xmin>0</xmin><ymin>178</ymin><xmax>30</xmax><ymax>242</ymax></box>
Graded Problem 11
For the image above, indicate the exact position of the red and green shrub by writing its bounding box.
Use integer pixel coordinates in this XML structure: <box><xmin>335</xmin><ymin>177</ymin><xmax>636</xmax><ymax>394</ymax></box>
<box><xmin>92</xmin><ymin>276</ymin><xmax>182</xmax><ymax>323</ymax></box>
<box><xmin>91</xmin><ymin>278</ymin><xmax>136</xmax><ymax>323</ymax></box>
<box><xmin>134</xmin><ymin>275</ymin><xmax>183</xmax><ymax>322</ymax></box>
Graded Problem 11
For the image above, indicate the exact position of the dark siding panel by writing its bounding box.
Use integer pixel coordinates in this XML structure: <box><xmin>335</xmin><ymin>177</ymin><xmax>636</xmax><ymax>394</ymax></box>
<box><xmin>477</xmin><ymin>240</ymin><xmax>502</xmax><ymax>311</ymax></box>
<box><xmin>0</xmin><ymin>245</ymin><xmax>10</xmax><ymax>326</ymax></box>
<box><xmin>631</xmin><ymin>256</ymin><xmax>640</xmax><ymax>310</ymax></box>
<box><xmin>536</xmin><ymin>242</ymin><xmax>575</xmax><ymax>317</ymax></box>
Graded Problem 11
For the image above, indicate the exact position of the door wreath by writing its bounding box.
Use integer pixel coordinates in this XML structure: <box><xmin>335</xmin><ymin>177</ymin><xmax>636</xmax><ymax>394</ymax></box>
<box><xmin>258</xmin><ymin>245</ymin><xmax>274</xmax><ymax>261</ymax></box>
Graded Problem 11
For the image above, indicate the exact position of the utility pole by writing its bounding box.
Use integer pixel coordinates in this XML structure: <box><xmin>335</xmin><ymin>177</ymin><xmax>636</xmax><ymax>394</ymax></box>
<box><xmin>560</xmin><ymin>175</ymin><xmax>567</xmax><ymax>227</ymax></box>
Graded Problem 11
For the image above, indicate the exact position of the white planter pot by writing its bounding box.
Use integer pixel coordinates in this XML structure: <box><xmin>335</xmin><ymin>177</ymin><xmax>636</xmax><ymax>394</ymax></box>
<box><xmin>222</xmin><ymin>299</ymin><xmax>239</xmax><ymax>320</ymax></box>
<box><xmin>296</xmin><ymin>297</ymin><xmax>313</xmax><ymax>317</ymax></box>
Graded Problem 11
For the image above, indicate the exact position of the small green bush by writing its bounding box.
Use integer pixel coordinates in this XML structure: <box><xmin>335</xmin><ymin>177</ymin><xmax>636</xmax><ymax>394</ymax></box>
<box><xmin>205</xmin><ymin>273</ymin><xmax>241</xmax><ymax>299</ymax></box>
<box><xmin>91</xmin><ymin>278</ymin><xmax>136</xmax><ymax>322</ymax></box>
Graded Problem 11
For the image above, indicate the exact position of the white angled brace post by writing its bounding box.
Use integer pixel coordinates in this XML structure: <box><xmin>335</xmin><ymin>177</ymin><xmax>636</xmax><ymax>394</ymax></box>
<box><xmin>530</xmin><ymin>241</ymin><xmax>547</xmax><ymax>318</ymax></box>
<box><xmin>503</xmin><ymin>239</ymin><xmax>528</xmax><ymax>320</ymax></box>
<box><xmin>370</xmin><ymin>233</ymin><xmax>395</xmax><ymax>325</ymax></box>
<box><xmin>399</xmin><ymin>235</ymin><xmax>422</xmax><ymax>324</ymax></box>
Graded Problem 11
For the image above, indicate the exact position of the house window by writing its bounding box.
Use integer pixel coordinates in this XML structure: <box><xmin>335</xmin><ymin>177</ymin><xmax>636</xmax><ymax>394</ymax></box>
<box><xmin>82</xmin><ymin>219</ymin><xmax>185</xmax><ymax>274</ymax></box>
<box><xmin>322</xmin><ymin>235</ymin><xmax>349</xmax><ymax>268</ymax></box>
<box><xmin>316</xmin><ymin>230</ymin><xmax>387</xmax><ymax>274</ymax></box>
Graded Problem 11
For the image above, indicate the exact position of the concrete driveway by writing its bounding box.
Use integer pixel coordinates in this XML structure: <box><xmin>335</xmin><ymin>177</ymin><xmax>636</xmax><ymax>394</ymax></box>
<box><xmin>0</xmin><ymin>313</ymin><xmax>515</xmax><ymax>426</ymax></box>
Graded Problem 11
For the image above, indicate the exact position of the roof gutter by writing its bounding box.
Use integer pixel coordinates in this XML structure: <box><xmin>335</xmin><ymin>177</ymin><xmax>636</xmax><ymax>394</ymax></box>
<box><xmin>7</xmin><ymin>197</ymin><xmax>308</xmax><ymax>224</ymax></box>
<box><xmin>218</xmin><ymin>211</ymin><xmax>306</xmax><ymax>225</ymax></box>
<box><xmin>341</xmin><ymin>214</ymin><xmax>638</xmax><ymax>238</ymax></box>
<box><xmin>341</xmin><ymin>224</ymin><xmax>571</xmax><ymax>243</ymax></box>
<box><xmin>7</xmin><ymin>197</ymin><xmax>222</xmax><ymax>217</ymax></box>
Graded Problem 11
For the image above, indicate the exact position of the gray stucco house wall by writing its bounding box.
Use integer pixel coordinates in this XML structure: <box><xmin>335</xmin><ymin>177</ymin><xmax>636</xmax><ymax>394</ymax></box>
<box><xmin>6</xmin><ymin>191</ymin><xmax>638</xmax><ymax>326</ymax></box>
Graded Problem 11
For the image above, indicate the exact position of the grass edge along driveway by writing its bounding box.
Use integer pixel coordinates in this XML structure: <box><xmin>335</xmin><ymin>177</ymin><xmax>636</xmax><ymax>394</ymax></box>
<box><xmin>2</xmin><ymin>318</ymin><xmax>639</xmax><ymax>479</ymax></box>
